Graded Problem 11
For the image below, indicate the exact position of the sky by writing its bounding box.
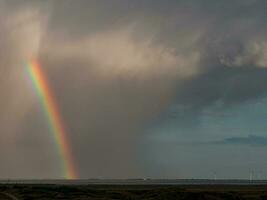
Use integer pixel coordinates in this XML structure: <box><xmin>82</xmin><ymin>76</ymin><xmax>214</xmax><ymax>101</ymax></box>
<box><xmin>1</xmin><ymin>0</ymin><xmax>267</xmax><ymax>179</ymax></box>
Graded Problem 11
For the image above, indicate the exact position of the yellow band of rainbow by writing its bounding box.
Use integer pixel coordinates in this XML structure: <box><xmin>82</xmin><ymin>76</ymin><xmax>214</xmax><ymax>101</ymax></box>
<box><xmin>27</xmin><ymin>60</ymin><xmax>77</xmax><ymax>179</ymax></box>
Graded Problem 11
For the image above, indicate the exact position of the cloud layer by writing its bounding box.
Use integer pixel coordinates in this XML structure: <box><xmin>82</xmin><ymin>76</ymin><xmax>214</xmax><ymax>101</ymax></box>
<box><xmin>215</xmin><ymin>135</ymin><xmax>267</xmax><ymax>146</ymax></box>
<box><xmin>1</xmin><ymin>0</ymin><xmax>267</xmax><ymax>178</ymax></box>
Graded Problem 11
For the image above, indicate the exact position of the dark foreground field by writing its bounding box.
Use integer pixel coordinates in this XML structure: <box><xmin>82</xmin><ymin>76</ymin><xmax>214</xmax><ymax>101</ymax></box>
<box><xmin>1</xmin><ymin>184</ymin><xmax>267</xmax><ymax>200</ymax></box>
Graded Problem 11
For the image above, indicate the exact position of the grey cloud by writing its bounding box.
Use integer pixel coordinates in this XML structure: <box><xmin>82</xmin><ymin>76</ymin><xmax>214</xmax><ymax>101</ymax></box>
<box><xmin>1</xmin><ymin>0</ymin><xmax>267</xmax><ymax>178</ymax></box>
<box><xmin>145</xmin><ymin>135</ymin><xmax>267</xmax><ymax>147</ymax></box>
<box><xmin>176</xmin><ymin>67</ymin><xmax>267</xmax><ymax>107</ymax></box>
<box><xmin>214</xmin><ymin>135</ymin><xmax>267</xmax><ymax>146</ymax></box>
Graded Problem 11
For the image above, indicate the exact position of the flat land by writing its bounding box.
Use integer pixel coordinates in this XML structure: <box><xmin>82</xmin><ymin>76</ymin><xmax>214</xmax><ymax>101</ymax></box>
<box><xmin>1</xmin><ymin>184</ymin><xmax>267</xmax><ymax>199</ymax></box>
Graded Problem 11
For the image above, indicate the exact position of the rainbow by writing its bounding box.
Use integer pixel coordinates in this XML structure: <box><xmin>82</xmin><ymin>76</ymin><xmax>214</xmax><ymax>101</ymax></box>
<box><xmin>27</xmin><ymin>60</ymin><xmax>77</xmax><ymax>179</ymax></box>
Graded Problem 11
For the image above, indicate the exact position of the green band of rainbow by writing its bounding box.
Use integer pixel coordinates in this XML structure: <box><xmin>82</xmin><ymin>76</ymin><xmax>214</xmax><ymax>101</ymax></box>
<box><xmin>27</xmin><ymin>60</ymin><xmax>77</xmax><ymax>179</ymax></box>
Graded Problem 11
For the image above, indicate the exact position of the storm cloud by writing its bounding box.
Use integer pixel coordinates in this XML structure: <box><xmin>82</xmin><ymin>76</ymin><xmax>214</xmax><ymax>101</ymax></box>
<box><xmin>1</xmin><ymin>0</ymin><xmax>267</xmax><ymax>178</ymax></box>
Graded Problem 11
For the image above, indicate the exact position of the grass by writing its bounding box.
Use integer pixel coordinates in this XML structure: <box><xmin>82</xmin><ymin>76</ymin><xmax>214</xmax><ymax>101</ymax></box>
<box><xmin>0</xmin><ymin>184</ymin><xmax>267</xmax><ymax>199</ymax></box>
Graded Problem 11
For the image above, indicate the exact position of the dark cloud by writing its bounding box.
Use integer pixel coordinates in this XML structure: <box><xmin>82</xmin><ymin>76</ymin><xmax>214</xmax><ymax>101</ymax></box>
<box><xmin>1</xmin><ymin>0</ymin><xmax>267</xmax><ymax>178</ymax></box>
<box><xmin>214</xmin><ymin>135</ymin><xmax>267</xmax><ymax>146</ymax></box>
<box><xmin>175</xmin><ymin>66</ymin><xmax>267</xmax><ymax>108</ymax></box>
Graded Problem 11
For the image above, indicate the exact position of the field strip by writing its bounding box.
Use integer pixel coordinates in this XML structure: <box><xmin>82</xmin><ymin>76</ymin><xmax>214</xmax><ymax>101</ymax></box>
<box><xmin>0</xmin><ymin>192</ymin><xmax>19</xmax><ymax>200</ymax></box>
